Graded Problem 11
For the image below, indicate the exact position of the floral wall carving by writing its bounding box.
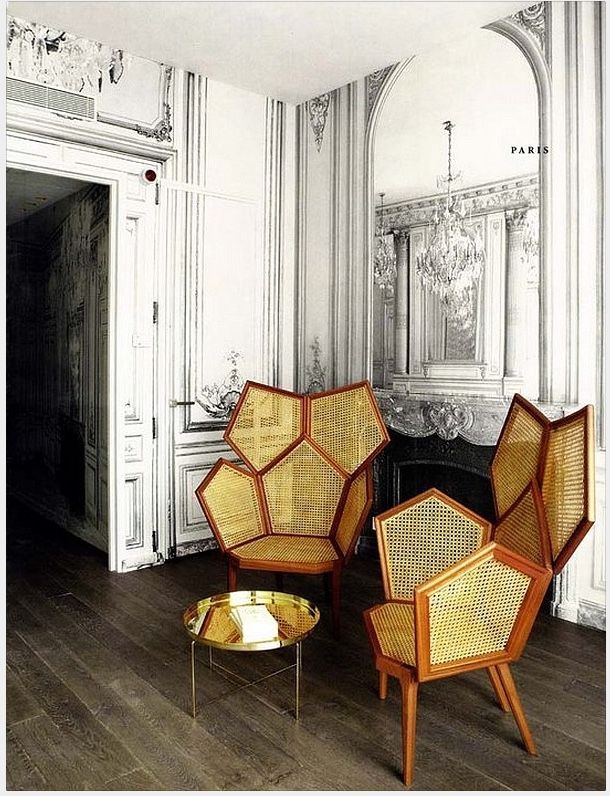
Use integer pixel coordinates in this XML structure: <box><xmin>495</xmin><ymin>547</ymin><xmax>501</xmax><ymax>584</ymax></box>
<box><xmin>308</xmin><ymin>93</ymin><xmax>331</xmax><ymax>152</ymax></box>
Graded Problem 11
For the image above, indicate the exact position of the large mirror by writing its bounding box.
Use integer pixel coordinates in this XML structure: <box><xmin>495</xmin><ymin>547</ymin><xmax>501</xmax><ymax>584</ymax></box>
<box><xmin>372</xmin><ymin>26</ymin><xmax>540</xmax><ymax>399</ymax></box>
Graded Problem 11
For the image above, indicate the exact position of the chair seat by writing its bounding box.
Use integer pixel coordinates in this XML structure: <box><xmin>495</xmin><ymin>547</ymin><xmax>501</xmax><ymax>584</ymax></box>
<box><xmin>366</xmin><ymin>601</ymin><xmax>415</xmax><ymax>667</ymax></box>
<box><xmin>230</xmin><ymin>535</ymin><xmax>339</xmax><ymax>566</ymax></box>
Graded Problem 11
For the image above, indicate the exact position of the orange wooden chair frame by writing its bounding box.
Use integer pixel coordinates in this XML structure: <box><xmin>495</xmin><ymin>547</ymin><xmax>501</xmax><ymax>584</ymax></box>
<box><xmin>195</xmin><ymin>380</ymin><xmax>390</xmax><ymax>635</ymax></box>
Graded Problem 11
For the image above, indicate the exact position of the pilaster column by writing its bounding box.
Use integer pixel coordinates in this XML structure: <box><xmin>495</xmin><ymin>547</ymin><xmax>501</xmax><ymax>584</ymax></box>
<box><xmin>394</xmin><ymin>230</ymin><xmax>409</xmax><ymax>374</ymax></box>
<box><xmin>504</xmin><ymin>209</ymin><xmax>529</xmax><ymax>382</ymax></box>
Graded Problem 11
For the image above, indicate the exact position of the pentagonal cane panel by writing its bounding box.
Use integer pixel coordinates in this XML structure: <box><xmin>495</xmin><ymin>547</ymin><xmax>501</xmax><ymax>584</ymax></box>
<box><xmin>378</xmin><ymin>494</ymin><xmax>488</xmax><ymax>600</ymax></box>
<box><xmin>309</xmin><ymin>383</ymin><xmax>388</xmax><ymax>474</ymax></box>
<box><xmin>225</xmin><ymin>384</ymin><xmax>303</xmax><ymax>471</ymax></box>
<box><xmin>428</xmin><ymin>557</ymin><xmax>530</xmax><ymax>666</ymax></box>
<box><xmin>491</xmin><ymin>399</ymin><xmax>546</xmax><ymax>519</ymax></box>
<box><xmin>262</xmin><ymin>440</ymin><xmax>346</xmax><ymax>536</ymax></box>
<box><xmin>367</xmin><ymin>602</ymin><xmax>415</xmax><ymax>667</ymax></box>
<box><xmin>335</xmin><ymin>469</ymin><xmax>370</xmax><ymax>556</ymax></box>
<box><xmin>494</xmin><ymin>485</ymin><xmax>550</xmax><ymax>569</ymax></box>
<box><xmin>197</xmin><ymin>463</ymin><xmax>265</xmax><ymax>550</ymax></box>
<box><xmin>542</xmin><ymin>410</ymin><xmax>591</xmax><ymax>564</ymax></box>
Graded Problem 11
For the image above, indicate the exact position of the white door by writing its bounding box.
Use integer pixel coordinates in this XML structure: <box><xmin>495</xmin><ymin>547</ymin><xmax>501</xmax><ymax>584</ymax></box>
<box><xmin>159</xmin><ymin>180</ymin><xmax>263</xmax><ymax>557</ymax></box>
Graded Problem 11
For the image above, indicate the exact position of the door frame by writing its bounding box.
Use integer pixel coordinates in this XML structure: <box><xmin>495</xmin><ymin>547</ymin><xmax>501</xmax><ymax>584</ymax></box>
<box><xmin>6</xmin><ymin>132</ymin><xmax>174</xmax><ymax>571</ymax></box>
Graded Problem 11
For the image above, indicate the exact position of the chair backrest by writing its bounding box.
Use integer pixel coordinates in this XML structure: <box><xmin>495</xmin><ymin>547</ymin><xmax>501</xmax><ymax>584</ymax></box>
<box><xmin>493</xmin><ymin>480</ymin><xmax>552</xmax><ymax>570</ymax></box>
<box><xmin>541</xmin><ymin>405</ymin><xmax>595</xmax><ymax>573</ymax></box>
<box><xmin>197</xmin><ymin>380</ymin><xmax>389</xmax><ymax>545</ymax></box>
<box><xmin>225</xmin><ymin>383</ymin><xmax>304</xmax><ymax>472</ymax></box>
<box><xmin>375</xmin><ymin>489</ymin><xmax>492</xmax><ymax>601</ymax></box>
<box><xmin>308</xmin><ymin>381</ymin><xmax>389</xmax><ymax>475</ymax></box>
<box><xmin>490</xmin><ymin>394</ymin><xmax>550</xmax><ymax>520</ymax></box>
<box><xmin>260</xmin><ymin>438</ymin><xmax>347</xmax><ymax>536</ymax></box>
<box><xmin>195</xmin><ymin>459</ymin><xmax>267</xmax><ymax>551</ymax></box>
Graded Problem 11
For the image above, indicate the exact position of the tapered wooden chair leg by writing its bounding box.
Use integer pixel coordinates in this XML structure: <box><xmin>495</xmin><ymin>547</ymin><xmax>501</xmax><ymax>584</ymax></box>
<box><xmin>331</xmin><ymin>565</ymin><xmax>342</xmax><ymax>638</ymax></box>
<box><xmin>487</xmin><ymin>666</ymin><xmax>511</xmax><ymax>712</ymax></box>
<box><xmin>497</xmin><ymin>663</ymin><xmax>537</xmax><ymax>755</ymax></box>
<box><xmin>227</xmin><ymin>561</ymin><xmax>238</xmax><ymax>592</ymax></box>
<box><xmin>400</xmin><ymin>675</ymin><xmax>418</xmax><ymax>786</ymax></box>
<box><xmin>379</xmin><ymin>670</ymin><xmax>388</xmax><ymax>700</ymax></box>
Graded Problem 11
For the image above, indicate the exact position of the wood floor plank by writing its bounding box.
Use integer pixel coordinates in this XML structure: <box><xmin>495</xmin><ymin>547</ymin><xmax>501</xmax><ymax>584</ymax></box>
<box><xmin>6</xmin><ymin>500</ymin><xmax>606</xmax><ymax>792</ymax></box>
<box><xmin>6</xmin><ymin>726</ymin><xmax>48</xmax><ymax>791</ymax></box>
<box><xmin>7</xmin><ymin>630</ymin><xmax>140</xmax><ymax>786</ymax></box>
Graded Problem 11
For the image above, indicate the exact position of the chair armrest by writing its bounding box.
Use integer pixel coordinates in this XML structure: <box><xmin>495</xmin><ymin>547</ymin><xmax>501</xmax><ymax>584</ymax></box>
<box><xmin>334</xmin><ymin>468</ymin><xmax>373</xmax><ymax>561</ymax></box>
<box><xmin>195</xmin><ymin>459</ymin><xmax>267</xmax><ymax>552</ymax></box>
<box><xmin>413</xmin><ymin>542</ymin><xmax>551</xmax><ymax>681</ymax></box>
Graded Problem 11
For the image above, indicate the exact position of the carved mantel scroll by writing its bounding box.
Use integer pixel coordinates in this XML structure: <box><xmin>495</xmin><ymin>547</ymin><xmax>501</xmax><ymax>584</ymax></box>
<box><xmin>374</xmin><ymin>389</ymin><xmax>563</xmax><ymax>446</ymax></box>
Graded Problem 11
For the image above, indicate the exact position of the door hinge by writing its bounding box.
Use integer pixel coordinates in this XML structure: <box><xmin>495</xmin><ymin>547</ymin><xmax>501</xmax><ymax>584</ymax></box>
<box><xmin>152</xmin><ymin>527</ymin><xmax>158</xmax><ymax>552</ymax></box>
<box><xmin>155</xmin><ymin>182</ymin><xmax>160</xmax><ymax>205</ymax></box>
<box><xmin>152</xmin><ymin>416</ymin><xmax>157</xmax><ymax>439</ymax></box>
<box><xmin>152</xmin><ymin>301</ymin><xmax>158</xmax><ymax>324</ymax></box>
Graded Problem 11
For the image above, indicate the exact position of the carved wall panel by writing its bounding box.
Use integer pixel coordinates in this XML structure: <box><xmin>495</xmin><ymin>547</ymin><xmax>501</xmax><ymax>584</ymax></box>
<box><xmin>7</xmin><ymin>15</ymin><xmax>174</xmax><ymax>143</ymax></box>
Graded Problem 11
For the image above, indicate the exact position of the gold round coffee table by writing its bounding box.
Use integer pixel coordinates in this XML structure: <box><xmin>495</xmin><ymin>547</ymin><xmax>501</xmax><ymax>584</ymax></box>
<box><xmin>183</xmin><ymin>590</ymin><xmax>320</xmax><ymax>719</ymax></box>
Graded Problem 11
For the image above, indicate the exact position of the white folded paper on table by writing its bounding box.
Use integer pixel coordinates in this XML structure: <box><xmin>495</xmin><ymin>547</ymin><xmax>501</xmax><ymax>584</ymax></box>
<box><xmin>230</xmin><ymin>604</ymin><xmax>279</xmax><ymax>643</ymax></box>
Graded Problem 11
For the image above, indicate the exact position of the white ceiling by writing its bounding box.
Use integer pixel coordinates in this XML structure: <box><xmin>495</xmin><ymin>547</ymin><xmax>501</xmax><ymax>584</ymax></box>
<box><xmin>6</xmin><ymin>168</ymin><xmax>89</xmax><ymax>227</ymax></box>
<box><xmin>375</xmin><ymin>26</ymin><xmax>538</xmax><ymax>204</ymax></box>
<box><xmin>9</xmin><ymin>1</ymin><xmax>531</xmax><ymax>103</ymax></box>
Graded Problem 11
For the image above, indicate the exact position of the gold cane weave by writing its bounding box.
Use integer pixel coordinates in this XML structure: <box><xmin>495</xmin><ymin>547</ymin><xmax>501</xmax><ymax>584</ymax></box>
<box><xmin>226</xmin><ymin>386</ymin><xmax>302</xmax><ymax>471</ymax></box>
<box><xmin>542</xmin><ymin>414</ymin><xmax>588</xmax><ymax>561</ymax></box>
<box><xmin>379</xmin><ymin>495</ymin><xmax>487</xmax><ymax>600</ymax></box>
<box><xmin>428</xmin><ymin>558</ymin><xmax>530</xmax><ymax>666</ymax></box>
<box><xmin>335</xmin><ymin>470</ymin><xmax>369</xmax><ymax>556</ymax></box>
<box><xmin>368</xmin><ymin>602</ymin><xmax>415</xmax><ymax>667</ymax></box>
<box><xmin>267</xmin><ymin>603</ymin><xmax>318</xmax><ymax>637</ymax></box>
<box><xmin>199</xmin><ymin>463</ymin><xmax>265</xmax><ymax>549</ymax></box>
<box><xmin>231</xmin><ymin>535</ymin><xmax>338</xmax><ymax>564</ymax></box>
<box><xmin>494</xmin><ymin>487</ymin><xmax>548</xmax><ymax>568</ymax></box>
<box><xmin>200</xmin><ymin>608</ymin><xmax>241</xmax><ymax>645</ymax></box>
<box><xmin>309</xmin><ymin>384</ymin><xmax>386</xmax><ymax>474</ymax></box>
<box><xmin>262</xmin><ymin>440</ymin><xmax>346</xmax><ymax>536</ymax></box>
<box><xmin>491</xmin><ymin>402</ymin><xmax>546</xmax><ymax>518</ymax></box>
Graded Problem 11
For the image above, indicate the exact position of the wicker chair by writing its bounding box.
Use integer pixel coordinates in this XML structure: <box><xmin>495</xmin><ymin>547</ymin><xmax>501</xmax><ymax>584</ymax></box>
<box><xmin>195</xmin><ymin>380</ymin><xmax>389</xmax><ymax>635</ymax></box>
<box><xmin>364</xmin><ymin>396</ymin><xmax>595</xmax><ymax>785</ymax></box>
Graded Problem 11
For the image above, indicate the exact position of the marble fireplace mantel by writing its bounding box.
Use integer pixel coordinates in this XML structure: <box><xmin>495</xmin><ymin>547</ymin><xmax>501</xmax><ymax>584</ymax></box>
<box><xmin>374</xmin><ymin>389</ymin><xmax>566</xmax><ymax>447</ymax></box>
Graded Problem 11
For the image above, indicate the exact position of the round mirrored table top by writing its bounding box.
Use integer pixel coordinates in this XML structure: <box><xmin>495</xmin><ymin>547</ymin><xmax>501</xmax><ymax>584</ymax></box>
<box><xmin>183</xmin><ymin>590</ymin><xmax>320</xmax><ymax>652</ymax></box>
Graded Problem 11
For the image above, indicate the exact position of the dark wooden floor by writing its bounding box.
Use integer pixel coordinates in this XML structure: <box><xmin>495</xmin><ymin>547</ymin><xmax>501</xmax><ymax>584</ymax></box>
<box><xmin>6</xmin><ymin>500</ymin><xmax>606</xmax><ymax>791</ymax></box>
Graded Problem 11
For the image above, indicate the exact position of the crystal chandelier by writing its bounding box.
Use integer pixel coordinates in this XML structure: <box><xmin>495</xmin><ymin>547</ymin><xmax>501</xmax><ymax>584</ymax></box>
<box><xmin>373</xmin><ymin>192</ymin><xmax>397</xmax><ymax>290</ymax></box>
<box><xmin>416</xmin><ymin>121</ymin><xmax>485</xmax><ymax>319</ymax></box>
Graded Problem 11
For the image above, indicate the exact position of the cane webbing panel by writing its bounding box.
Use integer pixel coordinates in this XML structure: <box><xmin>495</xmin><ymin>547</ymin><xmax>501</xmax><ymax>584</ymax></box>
<box><xmin>231</xmin><ymin>535</ymin><xmax>338</xmax><ymax>564</ymax></box>
<box><xmin>335</xmin><ymin>470</ymin><xmax>369</xmax><ymax>556</ymax></box>
<box><xmin>200</xmin><ymin>464</ymin><xmax>265</xmax><ymax>549</ymax></box>
<box><xmin>309</xmin><ymin>384</ymin><xmax>386</xmax><ymax>474</ymax></box>
<box><xmin>491</xmin><ymin>402</ymin><xmax>546</xmax><ymax>518</ymax></box>
<box><xmin>226</xmin><ymin>386</ymin><xmax>302</xmax><ymax>471</ymax></box>
<box><xmin>379</xmin><ymin>496</ymin><xmax>487</xmax><ymax>600</ymax></box>
<box><xmin>494</xmin><ymin>488</ymin><xmax>547</xmax><ymax>568</ymax></box>
<box><xmin>428</xmin><ymin>558</ymin><xmax>530</xmax><ymax>666</ymax></box>
<box><xmin>262</xmin><ymin>440</ymin><xmax>346</xmax><ymax>536</ymax></box>
<box><xmin>201</xmin><ymin>609</ymin><xmax>241</xmax><ymax>645</ymax></box>
<box><xmin>368</xmin><ymin>602</ymin><xmax>415</xmax><ymax>667</ymax></box>
<box><xmin>542</xmin><ymin>415</ymin><xmax>588</xmax><ymax>561</ymax></box>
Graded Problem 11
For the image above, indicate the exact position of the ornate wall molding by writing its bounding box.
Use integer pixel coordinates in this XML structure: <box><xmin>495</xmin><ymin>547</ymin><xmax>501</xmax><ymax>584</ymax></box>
<box><xmin>198</xmin><ymin>350</ymin><xmax>244</xmax><ymax>420</ymax></box>
<box><xmin>374</xmin><ymin>389</ymin><xmax>564</xmax><ymax>446</ymax></box>
<box><xmin>380</xmin><ymin>174</ymin><xmax>539</xmax><ymax>230</ymax></box>
<box><xmin>305</xmin><ymin>336</ymin><xmax>326</xmax><ymax>393</ymax></box>
<box><xmin>308</xmin><ymin>93</ymin><xmax>331</xmax><ymax>152</ymax></box>
<box><xmin>366</xmin><ymin>65</ymin><xmax>395</xmax><ymax>119</ymax></box>
<box><xmin>7</xmin><ymin>15</ymin><xmax>173</xmax><ymax>143</ymax></box>
<box><xmin>511</xmin><ymin>3</ymin><xmax>548</xmax><ymax>58</ymax></box>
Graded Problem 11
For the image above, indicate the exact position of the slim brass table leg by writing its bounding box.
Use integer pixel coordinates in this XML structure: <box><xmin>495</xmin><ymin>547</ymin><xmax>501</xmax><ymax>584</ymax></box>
<box><xmin>295</xmin><ymin>641</ymin><xmax>302</xmax><ymax>720</ymax></box>
<box><xmin>191</xmin><ymin>641</ymin><xmax>196</xmax><ymax>718</ymax></box>
<box><xmin>208</xmin><ymin>645</ymin><xmax>213</xmax><ymax>669</ymax></box>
